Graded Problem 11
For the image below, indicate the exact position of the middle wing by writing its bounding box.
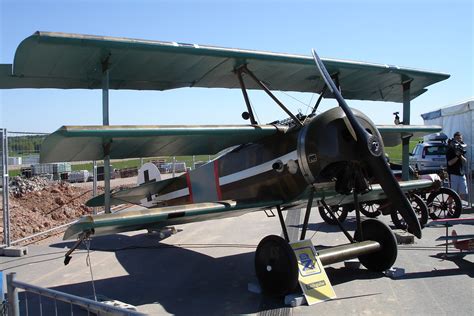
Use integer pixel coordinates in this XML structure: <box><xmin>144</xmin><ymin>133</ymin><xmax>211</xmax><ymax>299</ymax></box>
<box><xmin>377</xmin><ymin>125</ymin><xmax>442</xmax><ymax>147</ymax></box>
<box><xmin>40</xmin><ymin>124</ymin><xmax>286</xmax><ymax>162</ymax></box>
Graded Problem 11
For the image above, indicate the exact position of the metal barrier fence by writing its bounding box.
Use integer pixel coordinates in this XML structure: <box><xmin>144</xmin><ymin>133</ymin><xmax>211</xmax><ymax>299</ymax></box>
<box><xmin>0</xmin><ymin>128</ymin><xmax>198</xmax><ymax>247</ymax></box>
<box><xmin>6</xmin><ymin>272</ymin><xmax>146</xmax><ymax>316</ymax></box>
<box><xmin>1</xmin><ymin>128</ymin><xmax>11</xmax><ymax>247</ymax></box>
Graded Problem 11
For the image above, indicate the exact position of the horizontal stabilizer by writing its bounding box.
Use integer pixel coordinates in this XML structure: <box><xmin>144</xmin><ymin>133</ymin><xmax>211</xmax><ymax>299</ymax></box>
<box><xmin>377</xmin><ymin>125</ymin><xmax>442</xmax><ymax>147</ymax></box>
<box><xmin>87</xmin><ymin>177</ymin><xmax>175</xmax><ymax>207</ymax></box>
<box><xmin>40</xmin><ymin>124</ymin><xmax>284</xmax><ymax>162</ymax></box>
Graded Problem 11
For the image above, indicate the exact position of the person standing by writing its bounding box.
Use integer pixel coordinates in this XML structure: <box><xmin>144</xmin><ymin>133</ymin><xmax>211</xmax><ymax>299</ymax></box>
<box><xmin>446</xmin><ymin>132</ymin><xmax>468</xmax><ymax>201</ymax></box>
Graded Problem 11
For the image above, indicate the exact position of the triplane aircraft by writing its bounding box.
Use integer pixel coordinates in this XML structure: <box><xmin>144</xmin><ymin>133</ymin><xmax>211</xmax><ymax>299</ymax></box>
<box><xmin>1</xmin><ymin>32</ymin><xmax>449</xmax><ymax>297</ymax></box>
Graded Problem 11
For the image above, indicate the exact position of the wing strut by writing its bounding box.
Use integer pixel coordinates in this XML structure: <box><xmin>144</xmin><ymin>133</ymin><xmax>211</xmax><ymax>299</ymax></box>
<box><xmin>235</xmin><ymin>67</ymin><xmax>257</xmax><ymax>124</ymax></box>
<box><xmin>238</xmin><ymin>65</ymin><xmax>303</xmax><ymax>127</ymax></box>
<box><xmin>320</xmin><ymin>200</ymin><xmax>355</xmax><ymax>243</ymax></box>
<box><xmin>276</xmin><ymin>205</ymin><xmax>290</xmax><ymax>242</ymax></box>
<box><xmin>300</xmin><ymin>187</ymin><xmax>315</xmax><ymax>240</ymax></box>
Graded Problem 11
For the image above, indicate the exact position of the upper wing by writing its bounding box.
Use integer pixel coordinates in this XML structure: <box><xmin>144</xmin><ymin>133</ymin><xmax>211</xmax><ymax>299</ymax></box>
<box><xmin>40</xmin><ymin>124</ymin><xmax>284</xmax><ymax>162</ymax></box>
<box><xmin>377</xmin><ymin>125</ymin><xmax>442</xmax><ymax>147</ymax></box>
<box><xmin>0</xmin><ymin>31</ymin><xmax>449</xmax><ymax>102</ymax></box>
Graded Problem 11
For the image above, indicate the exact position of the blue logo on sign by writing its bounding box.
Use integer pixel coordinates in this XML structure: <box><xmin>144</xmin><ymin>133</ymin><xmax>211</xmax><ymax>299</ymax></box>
<box><xmin>299</xmin><ymin>253</ymin><xmax>315</xmax><ymax>271</ymax></box>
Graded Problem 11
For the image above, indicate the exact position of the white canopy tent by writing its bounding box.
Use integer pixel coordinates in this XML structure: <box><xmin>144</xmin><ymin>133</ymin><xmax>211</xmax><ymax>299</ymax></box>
<box><xmin>421</xmin><ymin>99</ymin><xmax>474</xmax><ymax>171</ymax></box>
<box><xmin>421</xmin><ymin>99</ymin><xmax>473</xmax><ymax>200</ymax></box>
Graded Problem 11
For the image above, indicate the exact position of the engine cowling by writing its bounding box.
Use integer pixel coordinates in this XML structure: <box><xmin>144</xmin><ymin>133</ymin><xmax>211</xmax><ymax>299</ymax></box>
<box><xmin>296</xmin><ymin>107</ymin><xmax>384</xmax><ymax>188</ymax></box>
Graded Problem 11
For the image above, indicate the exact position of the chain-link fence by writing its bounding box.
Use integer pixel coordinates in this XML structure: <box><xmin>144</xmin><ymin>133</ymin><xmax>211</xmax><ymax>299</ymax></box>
<box><xmin>1</xmin><ymin>129</ymin><xmax>202</xmax><ymax>247</ymax></box>
<box><xmin>7</xmin><ymin>131</ymin><xmax>47</xmax><ymax>167</ymax></box>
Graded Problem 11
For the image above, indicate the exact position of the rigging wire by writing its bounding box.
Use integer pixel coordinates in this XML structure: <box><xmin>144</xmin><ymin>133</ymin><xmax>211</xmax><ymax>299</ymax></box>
<box><xmin>85</xmin><ymin>238</ymin><xmax>98</xmax><ymax>302</ymax></box>
<box><xmin>248</xmin><ymin>96</ymin><xmax>261</xmax><ymax>124</ymax></box>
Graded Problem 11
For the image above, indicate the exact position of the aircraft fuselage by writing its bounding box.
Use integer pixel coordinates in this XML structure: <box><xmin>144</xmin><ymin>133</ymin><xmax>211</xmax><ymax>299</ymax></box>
<box><xmin>151</xmin><ymin>128</ymin><xmax>308</xmax><ymax>207</ymax></box>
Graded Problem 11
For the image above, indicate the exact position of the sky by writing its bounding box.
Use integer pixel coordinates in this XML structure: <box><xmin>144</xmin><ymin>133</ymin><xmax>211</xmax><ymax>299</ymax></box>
<box><xmin>0</xmin><ymin>0</ymin><xmax>473</xmax><ymax>133</ymax></box>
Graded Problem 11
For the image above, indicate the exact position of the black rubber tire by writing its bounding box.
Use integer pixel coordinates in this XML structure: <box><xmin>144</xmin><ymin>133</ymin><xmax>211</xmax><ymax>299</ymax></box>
<box><xmin>319</xmin><ymin>205</ymin><xmax>349</xmax><ymax>225</ymax></box>
<box><xmin>426</xmin><ymin>187</ymin><xmax>462</xmax><ymax>220</ymax></box>
<box><xmin>391</xmin><ymin>194</ymin><xmax>429</xmax><ymax>229</ymax></box>
<box><xmin>354</xmin><ymin>219</ymin><xmax>397</xmax><ymax>272</ymax></box>
<box><xmin>254</xmin><ymin>235</ymin><xmax>298</xmax><ymax>297</ymax></box>
<box><xmin>359</xmin><ymin>201</ymin><xmax>381</xmax><ymax>218</ymax></box>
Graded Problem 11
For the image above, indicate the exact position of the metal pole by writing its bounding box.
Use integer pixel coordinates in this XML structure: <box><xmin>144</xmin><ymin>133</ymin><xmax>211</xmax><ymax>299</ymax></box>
<box><xmin>2</xmin><ymin>129</ymin><xmax>11</xmax><ymax>247</ymax></box>
<box><xmin>102</xmin><ymin>64</ymin><xmax>111</xmax><ymax>214</ymax></box>
<box><xmin>93</xmin><ymin>160</ymin><xmax>97</xmax><ymax>215</ymax></box>
<box><xmin>172</xmin><ymin>156</ymin><xmax>176</xmax><ymax>178</ymax></box>
<box><xmin>469</xmin><ymin>115</ymin><xmax>473</xmax><ymax>207</ymax></box>
<box><xmin>7</xmin><ymin>272</ymin><xmax>19</xmax><ymax>316</ymax></box>
<box><xmin>401</xmin><ymin>80</ymin><xmax>412</xmax><ymax>181</ymax></box>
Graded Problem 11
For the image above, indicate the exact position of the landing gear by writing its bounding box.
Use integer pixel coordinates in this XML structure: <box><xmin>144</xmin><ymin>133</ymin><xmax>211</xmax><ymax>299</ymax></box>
<box><xmin>254</xmin><ymin>235</ymin><xmax>298</xmax><ymax>297</ymax></box>
<box><xmin>359</xmin><ymin>201</ymin><xmax>382</xmax><ymax>218</ymax></box>
<box><xmin>318</xmin><ymin>201</ymin><xmax>383</xmax><ymax>225</ymax></box>
<box><xmin>318</xmin><ymin>205</ymin><xmax>349</xmax><ymax>225</ymax></box>
<box><xmin>391</xmin><ymin>194</ymin><xmax>428</xmax><ymax>229</ymax></box>
<box><xmin>426</xmin><ymin>187</ymin><xmax>462</xmax><ymax>219</ymax></box>
<box><xmin>354</xmin><ymin>219</ymin><xmax>397</xmax><ymax>272</ymax></box>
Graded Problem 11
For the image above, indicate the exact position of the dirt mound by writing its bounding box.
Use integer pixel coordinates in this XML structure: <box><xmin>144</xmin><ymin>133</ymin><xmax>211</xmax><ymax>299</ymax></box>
<box><xmin>1</xmin><ymin>179</ymin><xmax>100</xmax><ymax>244</ymax></box>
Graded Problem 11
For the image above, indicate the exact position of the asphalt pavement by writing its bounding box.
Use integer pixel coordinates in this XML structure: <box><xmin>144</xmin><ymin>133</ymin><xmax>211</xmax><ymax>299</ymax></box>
<box><xmin>1</xmin><ymin>205</ymin><xmax>473</xmax><ymax>315</ymax></box>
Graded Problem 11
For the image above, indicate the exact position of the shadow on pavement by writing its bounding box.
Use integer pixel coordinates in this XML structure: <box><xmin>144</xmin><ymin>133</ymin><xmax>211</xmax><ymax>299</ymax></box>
<box><xmin>48</xmin><ymin>233</ymin><xmax>285</xmax><ymax>315</ymax></box>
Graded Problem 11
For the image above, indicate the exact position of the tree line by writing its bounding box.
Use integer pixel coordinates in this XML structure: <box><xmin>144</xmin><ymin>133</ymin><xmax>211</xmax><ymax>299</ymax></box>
<box><xmin>8</xmin><ymin>135</ymin><xmax>46</xmax><ymax>156</ymax></box>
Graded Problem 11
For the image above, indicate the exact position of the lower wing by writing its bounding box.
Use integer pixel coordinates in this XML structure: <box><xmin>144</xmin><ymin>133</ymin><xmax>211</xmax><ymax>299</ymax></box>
<box><xmin>65</xmin><ymin>179</ymin><xmax>435</xmax><ymax>240</ymax></box>
<box><xmin>64</xmin><ymin>199</ymin><xmax>282</xmax><ymax>240</ymax></box>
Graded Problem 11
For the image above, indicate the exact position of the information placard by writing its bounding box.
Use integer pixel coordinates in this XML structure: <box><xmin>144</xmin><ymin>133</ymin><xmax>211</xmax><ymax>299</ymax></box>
<box><xmin>290</xmin><ymin>240</ymin><xmax>336</xmax><ymax>305</ymax></box>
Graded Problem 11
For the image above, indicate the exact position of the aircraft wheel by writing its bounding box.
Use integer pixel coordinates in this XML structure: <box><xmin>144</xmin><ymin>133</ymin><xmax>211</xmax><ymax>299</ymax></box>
<box><xmin>318</xmin><ymin>205</ymin><xmax>349</xmax><ymax>225</ymax></box>
<box><xmin>359</xmin><ymin>201</ymin><xmax>381</xmax><ymax>218</ymax></box>
<box><xmin>427</xmin><ymin>187</ymin><xmax>462</xmax><ymax>219</ymax></box>
<box><xmin>391</xmin><ymin>194</ymin><xmax>428</xmax><ymax>229</ymax></box>
<box><xmin>254</xmin><ymin>235</ymin><xmax>298</xmax><ymax>297</ymax></box>
<box><xmin>354</xmin><ymin>219</ymin><xmax>397</xmax><ymax>272</ymax></box>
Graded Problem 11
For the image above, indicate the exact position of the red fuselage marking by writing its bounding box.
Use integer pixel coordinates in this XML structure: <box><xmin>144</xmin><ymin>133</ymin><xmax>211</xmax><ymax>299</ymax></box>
<box><xmin>214</xmin><ymin>160</ymin><xmax>222</xmax><ymax>200</ymax></box>
<box><xmin>186</xmin><ymin>172</ymin><xmax>194</xmax><ymax>203</ymax></box>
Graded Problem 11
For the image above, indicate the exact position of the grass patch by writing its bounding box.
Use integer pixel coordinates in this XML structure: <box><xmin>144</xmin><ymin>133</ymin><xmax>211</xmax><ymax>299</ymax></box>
<box><xmin>385</xmin><ymin>139</ymin><xmax>421</xmax><ymax>163</ymax></box>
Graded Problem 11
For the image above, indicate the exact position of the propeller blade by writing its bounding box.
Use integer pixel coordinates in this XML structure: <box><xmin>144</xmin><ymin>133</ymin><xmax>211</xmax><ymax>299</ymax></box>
<box><xmin>311</xmin><ymin>49</ymin><xmax>422</xmax><ymax>238</ymax></box>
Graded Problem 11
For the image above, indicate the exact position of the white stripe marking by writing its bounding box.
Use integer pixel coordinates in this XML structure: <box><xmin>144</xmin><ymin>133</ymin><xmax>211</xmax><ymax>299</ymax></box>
<box><xmin>155</xmin><ymin>150</ymin><xmax>297</xmax><ymax>201</ymax></box>
<box><xmin>219</xmin><ymin>150</ymin><xmax>297</xmax><ymax>185</ymax></box>
<box><xmin>157</xmin><ymin>188</ymin><xmax>189</xmax><ymax>201</ymax></box>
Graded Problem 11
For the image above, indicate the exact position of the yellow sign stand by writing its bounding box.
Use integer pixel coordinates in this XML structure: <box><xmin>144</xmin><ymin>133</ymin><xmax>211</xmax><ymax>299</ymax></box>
<box><xmin>290</xmin><ymin>239</ymin><xmax>336</xmax><ymax>305</ymax></box>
